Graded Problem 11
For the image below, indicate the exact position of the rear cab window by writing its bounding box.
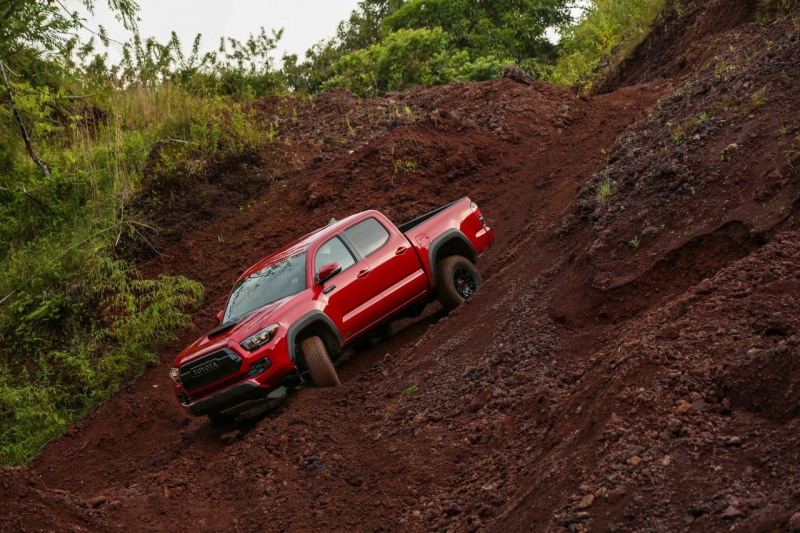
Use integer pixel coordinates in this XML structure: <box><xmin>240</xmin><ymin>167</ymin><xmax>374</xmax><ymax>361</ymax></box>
<box><xmin>344</xmin><ymin>217</ymin><xmax>390</xmax><ymax>257</ymax></box>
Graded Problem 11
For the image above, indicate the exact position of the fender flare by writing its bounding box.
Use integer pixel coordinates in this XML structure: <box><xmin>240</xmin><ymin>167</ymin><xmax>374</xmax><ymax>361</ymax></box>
<box><xmin>287</xmin><ymin>310</ymin><xmax>343</xmax><ymax>362</ymax></box>
<box><xmin>428</xmin><ymin>229</ymin><xmax>478</xmax><ymax>281</ymax></box>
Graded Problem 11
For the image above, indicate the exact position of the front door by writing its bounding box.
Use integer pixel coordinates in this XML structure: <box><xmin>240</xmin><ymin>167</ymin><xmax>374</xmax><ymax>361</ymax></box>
<box><xmin>314</xmin><ymin>236</ymin><xmax>382</xmax><ymax>339</ymax></box>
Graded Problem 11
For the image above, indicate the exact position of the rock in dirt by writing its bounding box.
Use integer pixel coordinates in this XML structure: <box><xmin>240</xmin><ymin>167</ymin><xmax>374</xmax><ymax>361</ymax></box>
<box><xmin>469</xmin><ymin>389</ymin><xmax>492</xmax><ymax>412</ymax></box>
<box><xmin>788</xmin><ymin>512</ymin><xmax>800</xmax><ymax>532</ymax></box>
<box><xmin>221</xmin><ymin>430</ymin><xmax>243</xmax><ymax>443</ymax></box>
<box><xmin>641</xmin><ymin>226</ymin><xmax>660</xmax><ymax>237</ymax></box>
<box><xmin>675</xmin><ymin>400</ymin><xmax>692</xmax><ymax>415</ymax></box>
<box><xmin>86</xmin><ymin>496</ymin><xmax>107</xmax><ymax>508</ymax></box>
<box><xmin>723</xmin><ymin>143</ymin><xmax>739</xmax><ymax>154</ymax></box>
<box><xmin>503</xmin><ymin>65</ymin><xmax>533</xmax><ymax>86</ymax></box>
<box><xmin>577</xmin><ymin>494</ymin><xmax>595</xmax><ymax>509</ymax></box>
<box><xmin>721</xmin><ymin>505</ymin><xmax>747</xmax><ymax>520</ymax></box>
<box><xmin>721</xmin><ymin>435</ymin><xmax>742</xmax><ymax>446</ymax></box>
<box><xmin>605</xmin><ymin>487</ymin><xmax>627</xmax><ymax>504</ymax></box>
<box><xmin>494</xmin><ymin>414</ymin><xmax>516</xmax><ymax>440</ymax></box>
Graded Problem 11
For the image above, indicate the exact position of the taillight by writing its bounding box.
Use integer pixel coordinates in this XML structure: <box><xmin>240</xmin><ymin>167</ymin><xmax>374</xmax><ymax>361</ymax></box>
<box><xmin>470</xmin><ymin>202</ymin><xmax>487</xmax><ymax>227</ymax></box>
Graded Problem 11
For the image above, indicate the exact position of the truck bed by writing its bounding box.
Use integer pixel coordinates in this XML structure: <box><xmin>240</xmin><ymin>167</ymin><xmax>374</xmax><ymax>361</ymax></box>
<box><xmin>397</xmin><ymin>199</ymin><xmax>461</xmax><ymax>234</ymax></box>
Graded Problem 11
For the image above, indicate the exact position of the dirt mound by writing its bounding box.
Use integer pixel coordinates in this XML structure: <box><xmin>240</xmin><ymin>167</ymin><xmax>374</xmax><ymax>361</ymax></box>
<box><xmin>496</xmin><ymin>230</ymin><xmax>800</xmax><ymax>532</ymax></box>
<box><xmin>0</xmin><ymin>467</ymin><xmax>104</xmax><ymax>531</ymax></box>
<box><xmin>552</xmin><ymin>7</ymin><xmax>800</xmax><ymax>329</ymax></box>
<box><xmin>128</xmin><ymin>79</ymin><xmax>575</xmax><ymax>260</ymax></box>
<box><xmin>6</xmin><ymin>2</ymin><xmax>800</xmax><ymax>532</ymax></box>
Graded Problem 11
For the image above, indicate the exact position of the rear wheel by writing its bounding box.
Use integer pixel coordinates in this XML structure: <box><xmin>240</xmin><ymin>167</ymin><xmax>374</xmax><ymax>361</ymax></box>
<box><xmin>300</xmin><ymin>336</ymin><xmax>341</xmax><ymax>387</ymax></box>
<box><xmin>436</xmin><ymin>255</ymin><xmax>482</xmax><ymax>311</ymax></box>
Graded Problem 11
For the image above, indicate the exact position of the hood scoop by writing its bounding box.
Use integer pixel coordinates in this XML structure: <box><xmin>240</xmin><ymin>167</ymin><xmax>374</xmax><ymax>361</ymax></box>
<box><xmin>207</xmin><ymin>320</ymin><xmax>239</xmax><ymax>338</ymax></box>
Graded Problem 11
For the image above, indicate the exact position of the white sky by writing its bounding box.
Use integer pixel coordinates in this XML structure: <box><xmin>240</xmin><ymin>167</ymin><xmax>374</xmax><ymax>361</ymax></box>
<box><xmin>70</xmin><ymin>0</ymin><xmax>362</xmax><ymax>64</ymax></box>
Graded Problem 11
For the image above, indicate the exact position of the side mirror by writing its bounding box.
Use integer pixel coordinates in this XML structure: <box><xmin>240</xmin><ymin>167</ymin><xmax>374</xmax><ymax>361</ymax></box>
<box><xmin>317</xmin><ymin>262</ymin><xmax>342</xmax><ymax>284</ymax></box>
<box><xmin>216</xmin><ymin>310</ymin><xmax>224</xmax><ymax>325</ymax></box>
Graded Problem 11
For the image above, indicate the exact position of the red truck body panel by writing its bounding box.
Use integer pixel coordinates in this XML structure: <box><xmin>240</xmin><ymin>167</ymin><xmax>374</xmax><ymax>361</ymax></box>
<box><xmin>171</xmin><ymin>198</ymin><xmax>493</xmax><ymax>416</ymax></box>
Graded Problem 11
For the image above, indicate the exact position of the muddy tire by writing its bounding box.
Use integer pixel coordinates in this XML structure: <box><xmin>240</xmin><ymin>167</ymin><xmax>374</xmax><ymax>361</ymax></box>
<box><xmin>436</xmin><ymin>255</ymin><xmax>482</xmax><ymax>311</ymax></box>
<box><xmin>300</xmin><ymin>336</ymin><xmax>341</xmax><ymax>387</ymax></box>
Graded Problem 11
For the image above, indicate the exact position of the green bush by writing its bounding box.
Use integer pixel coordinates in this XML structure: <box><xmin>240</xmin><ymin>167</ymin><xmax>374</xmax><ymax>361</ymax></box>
<box><xmin>548</xmin><ymin>0</ymin><xmax>667</xmax><ymax>94</ymax></box>
<box><xmin>0</xmin><ymin>70</ymin><xmax>272</xmax><ymax>464</ymax></box>
<box><xmin>0</xmin><ymin>250</ymin><xmax>202</xmax><ymax>465</ymax></box>
<box><xmin>383</xmin><ymin>0</ymin><xmax>570</xmax><ymax>64</ymax></box>
<box><xmin>756</xmin><ymin>0</ymin><xmax>798</xmax><ymax>19</ymax></box>
<box><xmin>324</xmin><ymin>28</ymin><xmax>506</xmax><ymax>97</ymax></box>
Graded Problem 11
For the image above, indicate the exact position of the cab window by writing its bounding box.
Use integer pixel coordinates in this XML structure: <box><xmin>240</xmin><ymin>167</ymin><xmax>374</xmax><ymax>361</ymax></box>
<box><xmin>314</xmin><ymin>236</ymin><xmax>356</xmax><ymax>275</ymax></box>
<box><xmin>344</xmin><ymin>217</ymin><xmax>390</xmax><ymax>258</ymax></box>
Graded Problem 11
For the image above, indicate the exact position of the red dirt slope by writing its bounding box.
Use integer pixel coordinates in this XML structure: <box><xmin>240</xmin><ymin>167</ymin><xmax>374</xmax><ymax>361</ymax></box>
<box><xmin>3</xmin><ymin>1</ymin><xmax>800</xmax><ymax>531</ymax></box>
<box><xmin>9</xmin><ymin>78</ymin><xmax>663</xmax><ymax>532</ymax></box>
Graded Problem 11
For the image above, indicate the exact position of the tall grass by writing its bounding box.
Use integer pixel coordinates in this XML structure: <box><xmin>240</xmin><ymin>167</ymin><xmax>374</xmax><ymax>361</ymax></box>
<box><xmin>549</xmin><ymin>0</ymin><xmax>667</xmax><ymax>94</ymax></box>
<box><xmin>0</xmin><ymin>83</ymin><xmax>266</xmax><ymax>465</ymax></box>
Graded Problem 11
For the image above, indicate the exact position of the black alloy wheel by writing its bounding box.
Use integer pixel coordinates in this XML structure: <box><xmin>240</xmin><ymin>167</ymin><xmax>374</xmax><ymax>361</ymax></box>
<box><xmin>453</xmin><ymin>267</ymin><xmax>477</xmax><ymax>299</ymax></box>
<box><xmin>435</xmin><ymin>255</ymin><xmax>483</xmax><ymax>311</ymax></box>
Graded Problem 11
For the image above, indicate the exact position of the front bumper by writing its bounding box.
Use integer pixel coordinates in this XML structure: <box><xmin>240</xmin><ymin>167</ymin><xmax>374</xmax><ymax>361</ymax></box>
<box><xmin>186</xmin><ymin>380</ymin><xmax>264</xmax><ymax>416</ymax></box>
<box><xmin>174</xmin><ymin>335</ymin><xmax>297</xmax><ymax>416</ymax></box>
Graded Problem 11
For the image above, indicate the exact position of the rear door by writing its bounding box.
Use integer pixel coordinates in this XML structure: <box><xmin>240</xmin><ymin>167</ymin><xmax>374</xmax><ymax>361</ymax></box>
<box><xmin>343</xmin><ymin>216</ymin><xmax>428</xmax><ymax>317</ymax></box>
<box><xmin>314</xmin><ymin>235</ymin><xmax>382</xmax><ymax>339</ymax></box>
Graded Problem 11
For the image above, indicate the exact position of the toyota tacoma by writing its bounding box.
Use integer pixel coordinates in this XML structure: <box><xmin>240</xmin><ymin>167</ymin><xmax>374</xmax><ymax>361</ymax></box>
<box><xmin>170</xmin><ymin>197</ymin><xmax>494</xmax><ymax>422</ymax></box>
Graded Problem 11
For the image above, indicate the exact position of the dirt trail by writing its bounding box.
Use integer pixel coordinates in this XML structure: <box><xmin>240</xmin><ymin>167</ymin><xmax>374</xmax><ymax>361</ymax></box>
<box><xmin>4</xmin><ymin>1</ymin><xmax>800</xmax><ymax>531</ymax></box>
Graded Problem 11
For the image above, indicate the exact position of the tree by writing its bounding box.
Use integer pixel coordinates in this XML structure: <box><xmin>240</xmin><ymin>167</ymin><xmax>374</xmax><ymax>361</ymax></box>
<box><xmin>324</xmin><ymin>27</ymin><xmax>505</xmax><ymax>97</ymax></box>
<box><xmin>0</xmin><ymin>0</ymin><xmax>137</xmax><ymax>62</ymax></box>
<box><xmin>0</xmin><ymin>0</ymin><xmax>138</xmax><ymax>175</ymax></box>
<box><xmin>283</xmin><ymin>0</ymin><xmax>405</xmax><ymax>93</ymax></box>
<box><xmin>383</xmin><ymin>0</ymin><xmax>572</xmax><ymax>74</ymax></box>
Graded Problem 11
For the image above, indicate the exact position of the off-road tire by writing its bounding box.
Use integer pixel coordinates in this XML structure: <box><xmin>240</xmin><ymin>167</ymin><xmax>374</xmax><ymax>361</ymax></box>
<box><xmin>300</xmin><ymin>336</ymin><xmax>341</xmax><ymax>387</ymax></box>
<box><xmin>436</xmin><ymin>255</ymin><xmax>482</xmax><ymax>311</ymax></box>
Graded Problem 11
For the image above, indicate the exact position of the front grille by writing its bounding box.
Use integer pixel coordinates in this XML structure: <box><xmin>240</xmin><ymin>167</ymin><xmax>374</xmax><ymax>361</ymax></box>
<box><xmin>180</xmin><ymin>348</ymin><xmax>242</xmax><ymax>392</ymax></box>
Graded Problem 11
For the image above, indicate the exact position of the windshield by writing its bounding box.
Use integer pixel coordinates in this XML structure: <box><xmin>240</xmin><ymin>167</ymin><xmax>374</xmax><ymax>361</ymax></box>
<box><xmin>223</xmin><ymin>253</ymin><xmax>307</xmax><ymax>323</ymax></box>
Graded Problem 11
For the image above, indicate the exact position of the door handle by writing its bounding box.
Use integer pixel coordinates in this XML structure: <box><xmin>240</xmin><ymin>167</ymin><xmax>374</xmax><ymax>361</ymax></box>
<box><xmin>357</xmin><ymin>269</ymin><xmax>369</xmax><ymax>279</ymax></box>
<box><xmin>395</xmin><ymin>246</ymin><xmax>407</xmax><ymax>255</ymax></box>
<box><xmin>323</xmin><ymin>285</ymin><xmax>336</xmax><ymax>294</ymax></box>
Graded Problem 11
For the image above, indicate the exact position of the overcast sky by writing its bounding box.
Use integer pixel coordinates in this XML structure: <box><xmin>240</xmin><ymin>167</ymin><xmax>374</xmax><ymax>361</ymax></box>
<box><xmin>71</xmin><ymin>0</ymin><xmax>362</xmax><ymax>64</ymax></box>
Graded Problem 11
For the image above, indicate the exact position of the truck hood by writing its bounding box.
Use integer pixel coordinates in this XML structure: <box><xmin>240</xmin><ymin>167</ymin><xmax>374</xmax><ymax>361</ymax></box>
<box><xmin>174</xmin><ymin>294</ymin><xmax>298</xmax><ymax>365</ymax></box>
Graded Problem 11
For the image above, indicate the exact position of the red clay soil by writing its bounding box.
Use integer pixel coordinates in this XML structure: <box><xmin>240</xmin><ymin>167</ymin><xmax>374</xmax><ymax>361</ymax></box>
<box><xmin>4</xmin><ymin>2</ymin><xmax>800</xmax><ymax>532</ymax></box>
<box><xmin>593</xmin><ymin>0</ymin><xmax>759</xmax><ymax>95</ymax></box>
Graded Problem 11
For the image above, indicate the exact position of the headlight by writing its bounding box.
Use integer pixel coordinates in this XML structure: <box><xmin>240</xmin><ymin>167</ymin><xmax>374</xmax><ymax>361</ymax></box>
<box><xmin>169</xmin><ymin>367</ymin><xmax>180</xmax><ymax>383</ymax></box>
<box><xmin>240</xmin><ymin>324</ymin><xmax>279</xmax><ymax>352</ymax></box>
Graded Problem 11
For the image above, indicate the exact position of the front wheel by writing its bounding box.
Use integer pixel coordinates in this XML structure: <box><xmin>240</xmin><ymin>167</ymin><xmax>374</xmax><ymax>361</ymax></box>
<box><xmin>435</xmin><ymin>255</ymin><xmax>482</xmax><ymax>311</ymax></box>
<box><xmin>300</xmin><ymin>336</ymin><xmax>341</xmax><ymax>387</ymax></box>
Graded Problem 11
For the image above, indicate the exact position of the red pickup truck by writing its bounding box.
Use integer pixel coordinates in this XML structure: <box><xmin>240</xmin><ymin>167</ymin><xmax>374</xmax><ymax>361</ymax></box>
<box><xmin>170</xmin><ymin>198</ymin><xmax>494</xmax><ymax>422</ymax></box>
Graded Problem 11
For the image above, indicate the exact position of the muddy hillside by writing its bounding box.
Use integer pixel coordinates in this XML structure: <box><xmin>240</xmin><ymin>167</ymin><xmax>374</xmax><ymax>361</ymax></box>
<box><xmin>3</xmin><ymin>0</ymin><xmax>800</xmax><ymax>531</ymax></box>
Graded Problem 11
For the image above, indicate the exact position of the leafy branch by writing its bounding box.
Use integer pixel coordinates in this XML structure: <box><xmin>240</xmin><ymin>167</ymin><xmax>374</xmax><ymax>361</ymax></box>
<box><xmin>0</xmin><ymin>59</ymin><xmax>50</xmax><ymax>176</ymax></box>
